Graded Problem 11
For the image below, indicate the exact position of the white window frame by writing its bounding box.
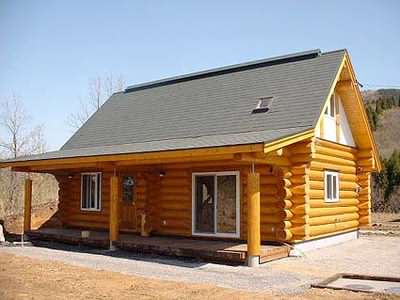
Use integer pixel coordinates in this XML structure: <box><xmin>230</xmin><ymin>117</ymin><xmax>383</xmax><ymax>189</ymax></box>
<box><xmin>324</xmin><ymin>170</ymin><xmax>339</xmax><ymax>203</ymax></box>
<box><xmin>191</xmin><ymin>171</ymin><xmax>240</xmax><ymax>238</ymax></box>
<box><xmin>324</xmin><ymin>94</ymin><xmax>336</xmax><ymax>119</ymax></box>
<box><xmin>80</xmin><ymin>172</ymin><xmax>102</xmax><ymax>211</ymax></box>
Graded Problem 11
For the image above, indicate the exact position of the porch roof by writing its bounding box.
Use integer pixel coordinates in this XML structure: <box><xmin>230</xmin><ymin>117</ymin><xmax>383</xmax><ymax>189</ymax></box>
<box><xmin>1</xmin><ymin>126</ymin><xmax>309</xmax><ymax>165</ymax></box>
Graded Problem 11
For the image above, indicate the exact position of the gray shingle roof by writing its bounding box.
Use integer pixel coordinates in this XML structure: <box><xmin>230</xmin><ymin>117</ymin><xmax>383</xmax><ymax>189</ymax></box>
<box><xmin>3</xmin><ymin>49</ymin><xmax>345</xmax><ymax>163</ymax></box>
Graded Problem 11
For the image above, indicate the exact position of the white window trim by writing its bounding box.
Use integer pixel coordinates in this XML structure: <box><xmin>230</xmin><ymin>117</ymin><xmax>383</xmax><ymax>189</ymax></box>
<box><xmin>324</xmin><ymin>94</ymin><xmax>336</xmax><ymax>120</ymax></box>
<box><xmin>324</xmin><ymin>170</ymin><xmax>339</xmax><ymax>203</ymax></box>
<box><xmin>191</xmin><ymin>171</ymin><xmax>240</xmax><ymax>238</ymax></box>
<box><xmin>80</xmin><ymin>172</ymin><xmax>102</xmax><ymax>211</ymax></box>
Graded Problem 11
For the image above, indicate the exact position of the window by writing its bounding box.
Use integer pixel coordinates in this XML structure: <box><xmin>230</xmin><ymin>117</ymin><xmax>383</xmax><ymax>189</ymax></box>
<box><xmin>324</xmin><ymin>94</ymin><xmax>336</xmax><ymax>118</ymax></box>
<box><xmin>324</xmin><ymin>171</ymin><xmax>339</xmax><ymax>203</ymax></box>
<box><xmin>81</xmin><ymin>172</ymin><xmax>101</xmax><ymax>211</ymax></box>
<box><xmin>252</xmin><ymin>96</ymin><xmax>273</xmax><ymax>114</ymax></box>
<box><xmin>122</xmin><ymin>175</ymin><xmax>135</xmax><ymax>203</ymax></box>
<box><xmin>192</xmin><ymin>171</ymin><xmax>240</xmax><ymax>238</ymax></box>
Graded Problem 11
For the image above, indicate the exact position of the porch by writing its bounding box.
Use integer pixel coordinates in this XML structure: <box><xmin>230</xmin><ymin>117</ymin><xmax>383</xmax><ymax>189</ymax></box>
<box><xmin>15</xmin><ymin>144</ymin><xmax>297</xmax><ymax>267</ymax></box>
<box><xmin>27</xmin><ymin>227</ymin><xmax>290</xmax><ymax>265</ymax></box>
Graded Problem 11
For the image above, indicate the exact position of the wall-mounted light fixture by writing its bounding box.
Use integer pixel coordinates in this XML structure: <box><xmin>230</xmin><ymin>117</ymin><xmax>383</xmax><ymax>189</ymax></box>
<box><xmin>159</xmin><ymin>171</ymin><xmax>166</xmax><ymax>177</ymax></box>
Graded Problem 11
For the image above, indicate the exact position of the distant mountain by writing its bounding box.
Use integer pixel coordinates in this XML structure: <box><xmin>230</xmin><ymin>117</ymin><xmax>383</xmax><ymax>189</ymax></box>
<box><xmin>363</xmin><ymin>89</ymin><xmax>400</xmax><ymax>102</ymax></box>
<box><xmin>361</xmin><ymin>89</ymin><xmax>400</xmax><ymax>158</ymax></box>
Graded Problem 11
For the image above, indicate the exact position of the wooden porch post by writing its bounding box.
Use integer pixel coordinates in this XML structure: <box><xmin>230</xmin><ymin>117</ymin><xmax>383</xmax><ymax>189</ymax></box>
<box><xmin>24</xmin><ymin>179</ymin><xmax>33</xmax><ymax>233</ymax></box>
<box><xmin>247</xmin><ymin>171</ymin><xmax>260</xmax><ymax>267</ymax></box>
<box><xmin>109</xmin><ymin>174</ymin><xmax>120</xmax><ymax>249</ymax></box>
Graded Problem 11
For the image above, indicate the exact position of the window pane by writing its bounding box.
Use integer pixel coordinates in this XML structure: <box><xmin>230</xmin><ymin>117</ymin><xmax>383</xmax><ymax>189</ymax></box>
<box><xmin>90</xmin><ymin>175</ymin><xmax>96</xmax><ymax>208</ymax></box>
<box><xmin>82</xmin><ymin>175</ymin><xmax>88</xmax><ymax>208</ymax></box>
<box><xmin>327</xmin><ymin>174</ymin><xmax>332</xmax><ymax>199</ymax></box>
<box><xmin>122</xmin><ymin>176</ymin><xmax>135</xmax><ymax>203</ymax></box>
<box><xmin>330</xmin><ymin>95</ymin><xmax>335</xmax><ymax>117</ymax></box>
<box><xmin>96</xmin><ymin>174</ymin><xmax>101</xmax><ymax>209</ymax></box>
<box><xmin>194</xmin><ymin>176</ymin><xmax>215</xmax><ymax>233</ymax></box>
<box><xmin>217</xmin><ymin>175</ymin><xmax>236</xmax><ymax>234</ymax></box>
<box><xmin>81</xmin><ymin>174</ymin><xmax>101</xmax><ymax>210</ymax></box>
<box><xmin>332</xmin><ymin>175</ymin><xmax>337</xmax><ymax>199</ymax></box>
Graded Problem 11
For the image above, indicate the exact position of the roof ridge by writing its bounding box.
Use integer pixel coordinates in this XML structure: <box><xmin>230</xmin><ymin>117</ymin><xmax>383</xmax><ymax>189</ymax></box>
<box><xmin>125</xmin><ymin>49</ymin><xmax>322</xmax><ymax>93</ymax></box>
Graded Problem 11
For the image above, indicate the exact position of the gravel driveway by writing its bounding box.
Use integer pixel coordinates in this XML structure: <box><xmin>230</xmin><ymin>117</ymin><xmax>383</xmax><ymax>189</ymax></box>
<box><xmin>0</xmin><ymin>235</ymin><xmax>398</xmax><ymax>294</ymax></box>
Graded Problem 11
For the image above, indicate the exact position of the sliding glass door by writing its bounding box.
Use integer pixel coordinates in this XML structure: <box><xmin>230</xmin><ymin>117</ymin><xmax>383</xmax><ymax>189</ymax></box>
<box><xmin>192</xmin><ymin>172</ymin><xmax>240</xmax><ymax>238</ymax></box>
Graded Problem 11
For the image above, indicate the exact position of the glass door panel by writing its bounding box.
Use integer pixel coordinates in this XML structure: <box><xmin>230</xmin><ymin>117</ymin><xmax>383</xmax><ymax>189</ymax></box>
<box><xmin>216</xmin><ymin>175</ymin><xmax>237</xmax><ymax>234</ymax></box>
<box><xmin>194</xmin><ymin>175</ymin><xmax>215</xmax><ymax>233</ymax></box>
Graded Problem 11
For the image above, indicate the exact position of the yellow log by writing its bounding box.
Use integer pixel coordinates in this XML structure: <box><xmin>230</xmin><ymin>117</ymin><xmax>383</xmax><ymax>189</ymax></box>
<box><xmin>291</xmin><ymin>215</ymin><xmax>308</xmax><ymax>224</ymax></box>
<box><xmin>291</xmin><ymin>204</ymin><xmax>310</xmax><ymax>215</ymax></box>
<box><xmin>291</xmin><ymin>175</ymin><xmax>307</xmax><ymax>184</ymax></box>
<box><xmin>290</xmin><ymin>225</ymin><xmax>310</xmax><ymax>236</ymax></box>
<box><xmin>357</xmin><ymin>158</ymin><xmax>374</xmax><ymax>167</ymax></box>
<box><xmin>247</xmin><ymin>173</ymin><xmax>260</xmax><ymax>256</ymax></box>
<box><xmin>309</xmin><ymin>189</ymin><xmax>357</xmax><ymax>199</ymax></box>
<box><xmin>24</xmin><ymin>179</ymin><xmax>33</xmax><ymax>232</ymax></box>
<box><xmin>309</xmin><ymin>180</ymin><xmax>357</xmax><ymax>191</ymax></box>
<box><xmin>358</xmin><ymin>201</ymin><xmax>371</xmax><ymax>210</ymax></box>
<box><xmin>109</xmin><ymin>175</ymin><xmax>120</xmax><ymax>243</ymax></box>
<box><xmin>290</xmin><ymin>154</ymin><xmax>312</xmax><ymax>164</ymax></box>
<box><xmin>309</xmin><ymin>161</ymin><xmax>356</xmax><ymax>174</ymax></box>
<box><xmin>309</xmin><ymin>198</ymin><xmax>359</xmax><ymax>208</ymax></box>
<box><xmin>291</xmin><ymin>184</ymin><xmax>306</xmax><ymax>195</ymax></box>
<box><xmin>312</xmin><ymin>153</ymin><xmax>356</xmax><ymax>167</ymax></box>
<box><xmin>284</xmin><ymin>200</ymin><xmax>293</xmax><ymax>209</ymax></box>
<box><xmin>315</xmin><ymin>138</ymin><xmax>357</xmax><ymax>153</ymax></box>
<box><xmin>309</xmin><ymin>213</ymin><xmax>359</xmax><ymax>226</ymax></box>
<box><xmin>309</xmin><ymin>206</ymin><xmax>358</xmax><ymax>217</ymax></box>
<box><xmin>276</xmin><ymin>229</ymin><xmax>293</xmax><ymax>241</ymax></box>
<box><xmin>359</xmin><ymin>215</ymin><xmax>371</xmax><ymax>225</ymax></box>
<box><xmin>356</xmin><ymin>149</ymin><xmax>373</xmax><ymax>158</ymax></box>
<box><xmin>315</xmin><ymin>144</ymin><xmax>356</xmax><ymax>160</ymax></box>
<box><xmin>309</xmin><ymin>220</ymin><xmax>359</xmax><ymax>237</ymax></box>
<box><xmin>289</xmin><ymin>142</ymin><xmax>313</xmax><ymax>155</ymax></box>
<box><xmin>291</xmin><ymin>166</ymin><xmax>308</xmax><ymax>175</ymax></box>
<box><xmin>309</xmin><ymin>170</ymin><xmax>356</xmax><ymax>182</ymax></box>
<box><xmin>291</xmin><ymin>195</ymin><xmax>308</xmax><ymax>204</ymax></box>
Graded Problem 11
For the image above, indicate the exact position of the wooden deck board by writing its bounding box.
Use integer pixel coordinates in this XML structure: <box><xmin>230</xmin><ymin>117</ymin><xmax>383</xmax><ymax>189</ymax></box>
<box><xmin>27</xmin><ymin>228</ymin><xmax>289</xmax><ymax>264</ymax></box>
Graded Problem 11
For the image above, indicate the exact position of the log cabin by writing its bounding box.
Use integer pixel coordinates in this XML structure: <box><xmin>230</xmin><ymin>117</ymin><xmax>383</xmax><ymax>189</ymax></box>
<box><xmin>0</xmin><ymin>49</ymin><xmax>381</xmax><ymax>266</ymax></box>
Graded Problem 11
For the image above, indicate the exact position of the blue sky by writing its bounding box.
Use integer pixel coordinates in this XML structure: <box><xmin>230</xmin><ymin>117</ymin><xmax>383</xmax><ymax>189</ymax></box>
<box><xmin>1</xmin><ymin>0</ymin><xmax>399</xmax><ymax>150</ymax></box>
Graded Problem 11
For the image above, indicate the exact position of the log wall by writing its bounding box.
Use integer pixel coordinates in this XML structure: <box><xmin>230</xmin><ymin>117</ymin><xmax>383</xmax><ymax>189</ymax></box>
<box><xmin>57</xmin><ymin>172</ymin><xmax>147</xmax><ymax>230</ymax></box>
<box><xmin>307</xmin><ymin>138</ymin><xmax>360</xmax><ymax>238</ymax></box>
<box><xmin>55</xmin><ymin>163</ymin><xmax>285</xmax><ymax>242</ymax></box>
<box><xmin>54</xmin><ymin>138</ymin><xmax>371</xmax><ymax>243</ymax></box>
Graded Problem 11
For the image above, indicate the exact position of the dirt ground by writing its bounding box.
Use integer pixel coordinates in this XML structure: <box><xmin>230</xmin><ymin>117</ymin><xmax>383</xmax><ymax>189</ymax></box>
<box><xmin>369</xmin><ymin>213</ymin><xmax>400</xmax><ymax>235</ymax></box>
<box><xmin>0</xmin><ymin>253</ymin><xmax>397</xmax><ymax>300</ymax></box>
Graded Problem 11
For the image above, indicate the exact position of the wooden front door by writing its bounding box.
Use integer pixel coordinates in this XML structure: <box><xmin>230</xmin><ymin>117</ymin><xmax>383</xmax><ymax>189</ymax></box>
<box><xmin>120</xmin><ymin>174</ymin><xmax>137</xmax><ymax>231</ymax></box>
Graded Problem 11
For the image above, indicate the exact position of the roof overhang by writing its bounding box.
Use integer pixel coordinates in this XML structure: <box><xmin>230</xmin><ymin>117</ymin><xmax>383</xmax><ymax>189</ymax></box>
<box><xmin>0</xmin><ymin>143</ymin><xmax>265</xmax><ymax>172</ymax></box>
<box><xmin>313</xmin><ymin>51</ymin><xmax>382</xmax><ymax>172</ymax></box>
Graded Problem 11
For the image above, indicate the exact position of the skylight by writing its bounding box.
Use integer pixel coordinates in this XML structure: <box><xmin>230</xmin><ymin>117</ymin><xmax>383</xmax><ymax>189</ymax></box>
<box><xmin>252</xmin><ymin>97</ymin><xmax>273</xmax><ymax>114</ymax></box>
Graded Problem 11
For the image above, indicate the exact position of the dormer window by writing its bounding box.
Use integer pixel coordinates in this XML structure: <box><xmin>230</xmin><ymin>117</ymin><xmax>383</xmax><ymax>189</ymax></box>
<box><xmin>324</xmin><ymin>94</ymin><xmax>336</xmax><ymax>118</ymax></box>
<box><xmin>252</xmin><ymin>97</ymin><xmax>273</xmax><ymax>114</ymax></box>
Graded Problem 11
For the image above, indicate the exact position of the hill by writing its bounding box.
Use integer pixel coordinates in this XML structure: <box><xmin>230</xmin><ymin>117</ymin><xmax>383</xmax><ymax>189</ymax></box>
<box><xmin>362</xmin><ymin>89</ymin><xmax>400</xmax><ymax>212</ymax></box>
<box><xmin>362</xmin><ymin>88</ymin><xmax>400</xmax><ymax>158</ymax></box>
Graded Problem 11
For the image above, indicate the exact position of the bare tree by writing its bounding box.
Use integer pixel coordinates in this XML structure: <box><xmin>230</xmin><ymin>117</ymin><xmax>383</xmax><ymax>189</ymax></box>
<box><xmin>0</xmin><ymin>95</ymin><xmax>46</xmax><ymax>158</ymax></box>
<box><xmin>67</xmin><ymin>73</ymin><xmax>125</xmax><ymax>129</ymax></box>
<box><xmin>0</xmin><ymin>94</ymin><xmax>47</xmax><ymax>218</ymax></box>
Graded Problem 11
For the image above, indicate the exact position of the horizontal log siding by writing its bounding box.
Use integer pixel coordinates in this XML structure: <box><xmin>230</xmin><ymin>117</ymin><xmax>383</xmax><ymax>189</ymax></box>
<box><xmin>242</xmin><ymin>166</ymin><xmax>286</xmax><ymax>241</ymax></box>
<box><xmin>58</xmin><ymin>172</ymin><xmax>111</xmax><ymax>229</ymax></box>
<box><xmin>57</xmin><ymin>172</ymin><xmax>147</xmax><ymax>230</ymax></box>
<box><xmin>308</xmin><ymin>138</ymin><xmax>360</xmax><ymax>237</ymax></box>
<box><xmin>55</xmin><ymin>162</ymin><xmax>284</xmax><ymax>242</ymax></box>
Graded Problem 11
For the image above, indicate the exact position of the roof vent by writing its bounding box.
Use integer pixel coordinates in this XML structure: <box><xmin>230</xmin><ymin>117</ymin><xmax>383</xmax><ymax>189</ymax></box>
<box><xmin>252</xmin><ymin>97</ymin><xmax>273</xmax><ymax>114</ymax></box>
